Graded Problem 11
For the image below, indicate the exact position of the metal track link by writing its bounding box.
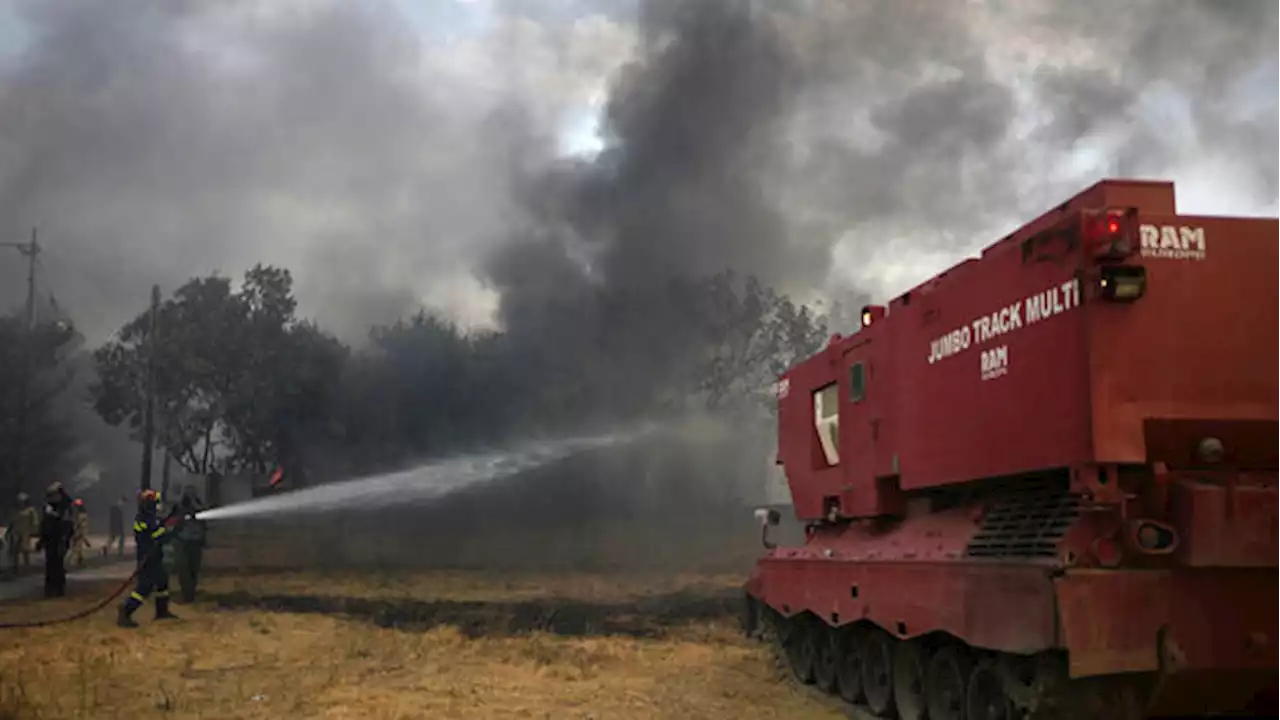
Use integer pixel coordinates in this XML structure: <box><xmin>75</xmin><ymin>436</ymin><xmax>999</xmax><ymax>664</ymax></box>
<box><xmin>742</xmin><ymin>593</ymin><xmax>1166</xmax><ymax>720</ymax></box>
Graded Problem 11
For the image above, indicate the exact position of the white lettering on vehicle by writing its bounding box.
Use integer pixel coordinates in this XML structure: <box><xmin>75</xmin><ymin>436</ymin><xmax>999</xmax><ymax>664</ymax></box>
<box><xmin>980</xmin><ymin>345</ymin><xmax>1008</xmax><ymax>381</ymax></box>
<box><xmin>926</xmin><ymin>277</ymin><xmax>1081</xmax><ymax>367</ymax></box>
<box><xmin>1139</xmin><ymin>223</ymin><xmax>1206</xmax><ymax>261</ymax></box>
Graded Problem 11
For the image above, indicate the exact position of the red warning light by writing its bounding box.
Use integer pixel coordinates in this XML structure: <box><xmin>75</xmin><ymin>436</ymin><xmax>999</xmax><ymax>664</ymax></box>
<box><xmin>1107</xmin><ymin>220</ymin><xmax>1120</xmax><ymax>234</ymax></box>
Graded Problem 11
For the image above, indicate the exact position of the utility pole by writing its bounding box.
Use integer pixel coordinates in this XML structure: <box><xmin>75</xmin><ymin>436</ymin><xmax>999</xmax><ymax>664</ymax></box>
<box><xmin>1</xmin><ymin>228</ymin><xmax>39</xmax><ymax>493</ymax></box>
<box><xmin>139</xmin><ymin>284</ymin><xmax>160</xmax><ymax>491</ymax></box>
<box><xmin>160</xmin><ymin>448</ymin><xmax>172</xmax><ymax>499</ymax></box>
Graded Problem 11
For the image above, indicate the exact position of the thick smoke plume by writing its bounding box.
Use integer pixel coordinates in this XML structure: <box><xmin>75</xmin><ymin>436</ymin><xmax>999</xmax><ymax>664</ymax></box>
<box><xmin>0</xmin><ymin>0</ymin><xmax>586</xmax><ymax>340</ymax></box>
<box><xmin>1</xmin><ymin>0</ymin><xmax>1273</xmax><ymax>341</ymax></box>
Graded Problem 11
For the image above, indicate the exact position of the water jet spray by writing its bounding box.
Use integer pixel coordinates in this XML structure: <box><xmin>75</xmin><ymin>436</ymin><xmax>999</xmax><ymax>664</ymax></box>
<box><xmin>195</xmin><ymin>423</ymin><xmax>661</xmax><ymax>523</ymax></box>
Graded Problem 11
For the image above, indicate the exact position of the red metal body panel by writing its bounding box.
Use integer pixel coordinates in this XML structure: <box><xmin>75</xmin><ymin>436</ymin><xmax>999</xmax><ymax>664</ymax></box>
<box><xmin>1169</xmin><ymin>474</ymin><xmax>1277</xmax><ymax>567</ymax></box>
<box><xmin>754</xmin><ymin>179</ymin><xmax>1278</xmax><ymax>714</ymax></box>
<box><xmin>745</xmin><ymin>511</ymin><xmax>1061</xmax><ymax>652</ymax></box>
<box><xmin>1088</xmin><ymin>212</ymin><xmax>1278</xmax><ymax>465</ymax></box>
<box><xmin>1054</xmin><ymin>566</ymin><xmax>1276</xmax><ymax>711</ymax></box>
<box><xmin>776</xmin><ymin>177</ymin><xmax>1278</xmax><ymax>513</ymax></box>
<box><xmin>747</xmin><ymin>555</ymin><xmax>1059</xmax><ymax>655</ymax></box>
<box><xmin>896</xmin><ymin>240</ymin><xmax>1089</xmax><ymax>491</ymax></box>
<box><xmin>1052</xmin><ymin>567</ymin><xmax>1275</xmax><ymax>675</ymax></box>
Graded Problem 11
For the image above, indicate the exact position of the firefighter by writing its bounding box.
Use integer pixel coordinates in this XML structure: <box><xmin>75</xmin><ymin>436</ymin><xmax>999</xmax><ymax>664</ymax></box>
<box><xmin>174</xmin><ymin>485</ymin><xmax>207</xmax><ymax>603</ymax></box>
<box><xmin>69</xmin><ymin>498</ymin><xmax>91</xmax><ymax>567</ymax></box>
<box><xmin>5</xmin><ymin>493</ymin><xmax>38</xmax><ymax>574</ymax></box>
<box><xmin>117</xmin><ymin>489</ymin><xmax>181</xmax><ymax>628</ymax></box>
<box><xmin>106</xmin><ymin>495</ymin><xmax>127</xmax><ymax>558</ymax></box>
<box><xmin>36</xmin><ymin>482</ymin><xmax>74</xmax><ymax>598</ymax></box>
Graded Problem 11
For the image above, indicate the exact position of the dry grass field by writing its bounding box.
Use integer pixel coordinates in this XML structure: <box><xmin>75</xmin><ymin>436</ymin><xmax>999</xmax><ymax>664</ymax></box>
<box><xmin>0</xmin><ymin>569</ymin><xmax>847</xmax><ymax>720</ymax></box>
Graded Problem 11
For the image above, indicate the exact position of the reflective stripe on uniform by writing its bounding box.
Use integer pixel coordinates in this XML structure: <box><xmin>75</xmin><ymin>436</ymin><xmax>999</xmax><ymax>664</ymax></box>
<box><xmin>130</xmin><ymin>591</ymin><xmax>145</xmax><ymax>602</ymax></box>
<box><xmin>155</xmin><ymin>589</ymin><xmax>169</xmax><ymax>598</ymax></box>
<box><xmin>151</xmin><ymin>527</ymin><xmax>166</xmax><ymax>539</ymax></box>
<box><xmin>133</xmin><ymin>521</ymin><xmax>147</xmax><ymax>532</ymax></box>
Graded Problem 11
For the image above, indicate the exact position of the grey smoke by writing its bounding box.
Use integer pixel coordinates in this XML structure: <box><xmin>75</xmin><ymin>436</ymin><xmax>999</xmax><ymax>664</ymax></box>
<box><xmin>1030</xmin><ymin>0</ymin><xmax>1278</xmax><ymax>202</ymax></box>
<box><xmin>482</xmin><ymin>0</ymin><xmax>817</xmax><ymax>414</ymax></box>
<box><xmin>0</xmin><ymin>0</ymin><xmax>1273</xmax><ymax>342</ymax></box>
<box><xmin>0</xmin><ymin>0</ymin><xmax>570</xmax><ymax>341</ymax></box>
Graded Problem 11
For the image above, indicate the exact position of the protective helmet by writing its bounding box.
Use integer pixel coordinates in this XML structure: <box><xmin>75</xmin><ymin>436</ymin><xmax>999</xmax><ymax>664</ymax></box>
<box><xmin>139</xmin><ymin>489</ymin><xmax>160</xmax><ymax>504</ymax></box>
<box><xmin>72</xmin><ymin>498</ymin><xmax>84</xmax><ymax>508</ymax></box>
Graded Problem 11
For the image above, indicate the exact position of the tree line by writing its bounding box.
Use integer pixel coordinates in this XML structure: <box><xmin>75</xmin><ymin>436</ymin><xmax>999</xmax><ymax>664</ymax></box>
<box><xmin>0</xmin><ymin>309</ymin><xmax>82</xmax><ymax>495</ymax></box>
<box><xmin>2</xmin><ymin>263</ymin><xmax>831</xmax><ymax>499</ymax></box>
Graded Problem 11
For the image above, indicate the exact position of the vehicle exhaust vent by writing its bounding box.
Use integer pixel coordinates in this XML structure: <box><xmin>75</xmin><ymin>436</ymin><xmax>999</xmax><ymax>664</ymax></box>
<box><xmin>965</xmin><ymin>491</ymin><xmax>1082</xmax><ymax>559</ymax></box>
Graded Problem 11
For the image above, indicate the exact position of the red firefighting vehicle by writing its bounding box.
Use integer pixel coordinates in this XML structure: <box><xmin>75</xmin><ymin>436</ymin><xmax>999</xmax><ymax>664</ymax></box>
<box><xmin>743</xmin><ymin>179</ymin><xmax>1277</xmax><ymax>719</ymax></box>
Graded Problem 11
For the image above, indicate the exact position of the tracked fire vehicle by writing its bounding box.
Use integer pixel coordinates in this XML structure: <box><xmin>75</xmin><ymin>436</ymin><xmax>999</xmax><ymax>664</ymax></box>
<box><xmin>743</xmin><ymin>179</ymin><xmax>1277</xmax><ymax>719</ymax></box>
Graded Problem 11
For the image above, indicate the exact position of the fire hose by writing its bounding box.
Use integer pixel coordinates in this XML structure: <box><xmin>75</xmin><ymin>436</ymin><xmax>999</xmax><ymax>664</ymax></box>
<box><xmin>0</xmin><ymin>559</ymin><xmax>147</xmax><ymax>629</ymax></box>
<box><xmin>0</xmin><ymin>514</ymin><xmax>180</xmax><ymax>629</ymax></box>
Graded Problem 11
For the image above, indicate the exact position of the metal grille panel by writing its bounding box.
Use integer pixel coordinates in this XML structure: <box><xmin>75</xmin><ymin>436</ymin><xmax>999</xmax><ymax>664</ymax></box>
<box><xmin>965</xmin><ymin>491</ymin><xmax>1082</xmax><ymax>559</ymax></box>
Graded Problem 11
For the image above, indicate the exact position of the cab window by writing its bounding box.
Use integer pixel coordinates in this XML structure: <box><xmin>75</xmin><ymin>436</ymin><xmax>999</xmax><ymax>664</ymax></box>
<box><xmin>813</xmin><ymin>382</ymin><xmax>840</xmax><ymax>466</ymax></box>
<box><xmin>849</xmin><ymin>362</ymin><xmax>866</xmax><ymax>403</ymax></box>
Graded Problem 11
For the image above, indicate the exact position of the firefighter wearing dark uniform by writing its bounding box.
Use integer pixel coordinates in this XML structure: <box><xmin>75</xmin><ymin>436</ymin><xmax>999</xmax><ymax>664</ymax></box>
<box><xmin>37</xmin><ymin>483</ymin><xmax>74</xmax><ymax>598</ymax></box>
<box><xmin>117</xmin><ymin>489</ymin><xmax>180</xmax><ymax>628</ymax></box>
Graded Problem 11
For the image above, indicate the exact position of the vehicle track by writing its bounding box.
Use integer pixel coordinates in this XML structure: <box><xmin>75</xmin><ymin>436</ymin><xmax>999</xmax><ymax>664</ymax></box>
<box><xmin>743</xmin><ymin>595</ymin><xmax>1275</xmax><ymax>720</ymax></box>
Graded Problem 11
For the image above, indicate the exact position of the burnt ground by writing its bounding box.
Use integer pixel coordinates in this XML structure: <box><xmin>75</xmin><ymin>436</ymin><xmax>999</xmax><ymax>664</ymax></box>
<box><xmin>203</xmin><ymin>587</ymin><xmax>746</xmax><ymax>639</ymax></box>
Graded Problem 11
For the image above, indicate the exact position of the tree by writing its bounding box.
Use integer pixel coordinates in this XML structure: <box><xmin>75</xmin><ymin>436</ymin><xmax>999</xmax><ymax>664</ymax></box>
<box><xmin>327</xmin><ymin>312</ymin><xmax>507</xmax><ymax>470</ymax></box>
<box><xmin>92</xmin><ymin>276</ymin><xmax>239</xmax><ymax>477</ymax></box>
<box><xmin>0</xmin><ymin>310</ymin><xmax>82</xmax><ymax>497</ymax></box>
<box><xmin>89</xmin><ymin>256</ymin><xmax>829</xmax><ymax>498</ymax></box>
<box><xmin>91</xmin><ymin>265</ymin><xmax>347</xmax><ymax>484</ymax></box>
<box><xmin>668</xmin><ymin>270</ymin><xmax>829</xmax><ymax>417</ymax></box>
<box><xmin>218</xmin><ymin>266</ymin><xmax>347</xmax><ymax>479</ymax></box>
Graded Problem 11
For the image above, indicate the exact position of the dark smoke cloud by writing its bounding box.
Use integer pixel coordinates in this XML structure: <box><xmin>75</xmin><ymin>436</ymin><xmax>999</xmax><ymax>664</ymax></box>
<box><xmin>787</xmin><ymin>0</ymin><xmax>1274</xmax><ymax>295</ymax></box>
<box><xmin>486</xmin><ymin>0</ymin><xmax>1277</xmax><ymax>340</ymax></box>
<box><xmin>1</xmin><ymin>0</ymin><xmax>1274</xmax><ymax>343</ymax></box>
<box><xmin>0</xmin><ymin>0</ymin><xmax>593</xmax><ymax>342</ymax></box>
<box><xmin>484</xmin><ymin>1</ymin><xmax>818</xmax><ymax>336</ymax></box>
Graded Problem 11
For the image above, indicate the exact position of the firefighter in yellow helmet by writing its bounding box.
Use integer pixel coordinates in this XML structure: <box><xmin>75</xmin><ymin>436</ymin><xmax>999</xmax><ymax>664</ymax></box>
<box><xmin>117</xmin><ymin>489</ymin><xmax>180</xmax><ymax>628</ymax></box>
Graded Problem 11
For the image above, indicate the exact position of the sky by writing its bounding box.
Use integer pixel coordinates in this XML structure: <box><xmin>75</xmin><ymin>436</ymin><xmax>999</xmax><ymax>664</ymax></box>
<box><xmin>0</xmin><ymin>0</ymin><xmax>1275</xmax><ymax>345</ymax></box>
